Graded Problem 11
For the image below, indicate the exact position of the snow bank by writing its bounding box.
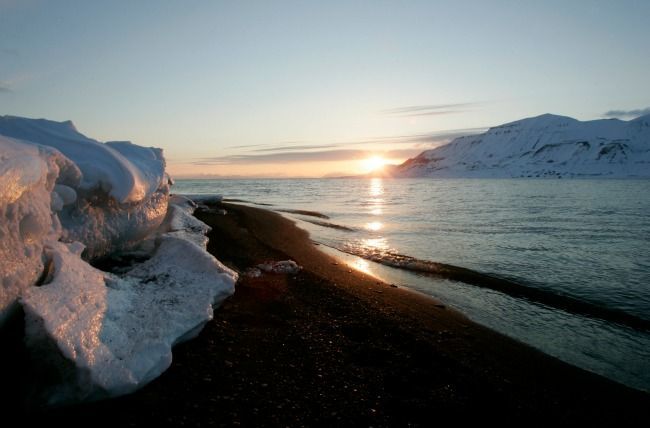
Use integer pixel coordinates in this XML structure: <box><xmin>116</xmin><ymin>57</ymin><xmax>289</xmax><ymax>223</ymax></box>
<box><xmin>0</xmin><ymin>116</ymin><xmax>237</xmax><ymax>405</ymax></box>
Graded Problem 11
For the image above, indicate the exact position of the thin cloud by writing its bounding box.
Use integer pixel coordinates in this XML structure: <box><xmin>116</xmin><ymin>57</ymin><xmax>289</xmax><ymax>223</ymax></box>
<box><xmin>193</xmin><ymin>148</ymin><xmax>421</xmax><ymax>166</ymax></box>
<box><xmin>604</xmin><ymin>107</ymin><xmax>650</xmax><ymax>119</ymax></box>
<box><xmin>0</xmin><ymin>72</ymin><xmax>40</xmax><ymax>93</ymax></box>
<box><xmin>384</xmin><ymin>148</ymin><xmax>425</xmax><ymax>159</ymax></box>
<box><xmin>241</xmin><ymin>127</ymin><xmax>485</xmax><ymax>154</ymax></box>
<box><xmin>194</xmin><ymin>149</ymin><xmax>369</xmax><ymax>165</ymax></box>
<box><xmin>377</xmin><ymin>128</ymin><xmax>486</xmax><ymax>146</ymax></box>
<box><xmin>330</xmin><ymin>128</ymin><xmax>484</xmax><ymax>151</ymax></box>
<box><xmin>382</xmin><ymin>103</ymin><xmax>478</xmax><ymax>117</ymax></box>
<box><xmin>189</xmin><ymin>127</ymin><xmax>486</xmax><ymax>166</ymax></box>
<box><xmin>227</xmin><ymin>143</ymin><xmax>268</xmax><ymax>149</ymax></box>
<box><xmin>252</xmin><ymin>144</ymin><xmax>338</xmax><ymax>152</ymax></box>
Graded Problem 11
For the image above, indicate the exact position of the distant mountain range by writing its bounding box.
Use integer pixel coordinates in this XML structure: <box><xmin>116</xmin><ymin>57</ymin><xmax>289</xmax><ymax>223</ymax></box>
<box><xmin>391</xmin><ymin>114</ymin><xmax>650</xmax><ymax>178</ymax></box>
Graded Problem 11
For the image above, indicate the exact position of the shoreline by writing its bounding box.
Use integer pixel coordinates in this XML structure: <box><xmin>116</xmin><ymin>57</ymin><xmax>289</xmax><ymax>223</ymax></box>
<box><xmin>18</xmin><ymin>200</ymin><xmax>650</xmax><ymax>425</ymax></box>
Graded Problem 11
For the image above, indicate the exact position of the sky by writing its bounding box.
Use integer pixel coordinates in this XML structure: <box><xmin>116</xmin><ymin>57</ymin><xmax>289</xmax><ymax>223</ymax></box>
<box><xmin>1</xmin><ymin>0</ymin><xmax>649</xmax><ymax>178</ymax></box>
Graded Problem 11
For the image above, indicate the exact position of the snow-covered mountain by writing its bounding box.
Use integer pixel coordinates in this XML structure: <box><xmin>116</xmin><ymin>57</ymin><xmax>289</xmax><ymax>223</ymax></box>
<box><xmin>393</xmin><ymin>114</ymin><xmax>650</xmax><ymax>178</ymax></box>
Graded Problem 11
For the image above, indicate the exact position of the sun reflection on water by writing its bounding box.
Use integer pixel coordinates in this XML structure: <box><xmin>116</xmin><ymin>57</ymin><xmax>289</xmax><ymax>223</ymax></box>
<box><xmin>366</xmin><ymin>221</ymin><xmax>383</xmax><ymax>231</ymax></box>
<box><xmin>367</xmin><ymin>177</ymin><xmax>385</xmax><ymax>218</ymax></box>
<box><xmin>360</xmin><ymin>178</ymin><xmax>389</xmax><ymax>255</ymax></box>
<box><xmin>362</xmin><ymin>237</ymin><xmax>389</xmax><ymax>252</ymax></box>
<box><xmin>369</xmin><ymin>177</ymin><xmax>384</xmax><ymax>197</ymax></box>
<box><xmin>351</xmin><ymin>258</ymin><xmax>372</xmax><ymax>275</ymax></box>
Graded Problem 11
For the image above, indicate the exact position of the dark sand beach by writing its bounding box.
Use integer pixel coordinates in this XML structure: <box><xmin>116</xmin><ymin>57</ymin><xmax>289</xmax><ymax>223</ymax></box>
<box><xmin>13</xmin><ymin>201</ymin><xmax>650</xmax><ymax>426</ymax></box>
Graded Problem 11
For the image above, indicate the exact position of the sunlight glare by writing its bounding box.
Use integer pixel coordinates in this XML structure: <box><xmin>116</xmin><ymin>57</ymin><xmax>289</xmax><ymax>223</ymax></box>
<box><xmin>362</xmin><ymin>237</ymin><xmax>389</xmax><ymax>252</ymax></box>
<box><xmin>369</xmin><ymin>177</ymin><xmax>384</xmax><ymax>197</ymax></box>
<box><xmin>366</xmin><ymin>221</ymin><xmax>383</xmax><ymax>231</ymax></box>
<box><xmin>362</xmin><ymin>156</ymin><xmax>386</xmax><ymax>173</ymax></box>
<box><xmin>351</xmin><ymin>258</ymin><xmax>372</xmax><ymax>275</ymax></box>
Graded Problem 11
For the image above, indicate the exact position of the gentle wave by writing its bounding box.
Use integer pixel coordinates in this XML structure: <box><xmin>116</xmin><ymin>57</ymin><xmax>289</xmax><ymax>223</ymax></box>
<box><xmin>174</xmin><ymin>178</ymin><xmax>650</xmax><ymax>390</ymax></box>
<box><xmin>300</xmin><ymin>218</ymin><xmax>356</xmax><ymax>232</ymax></box>
<box><xmin>223</xmin><ymin>198</ymin><xmax>274</xmax><ymax>206</ymax></box>
<box><xmin>336</xmin><ymin>243</ymin><xmax>650</xmax><ymax>332</ymax></box>
<box><xmin>276</xmin><ymin>209</ymin><xmax>330</xmax><ymax>219</ymax></box>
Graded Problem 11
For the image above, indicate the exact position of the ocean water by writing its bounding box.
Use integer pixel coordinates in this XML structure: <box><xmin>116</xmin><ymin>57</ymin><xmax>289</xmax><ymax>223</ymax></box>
<box><xmin>175</xmin><ymin>178</ymin><xmax>650</xmax><ymax>390</ymax></box>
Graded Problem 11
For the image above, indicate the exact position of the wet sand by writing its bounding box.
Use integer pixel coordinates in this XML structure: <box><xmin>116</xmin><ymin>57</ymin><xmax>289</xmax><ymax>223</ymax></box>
<box><xmin>18</xmin><ymin>201</ymin><xmax>650</xmax><ymax>426</ymax></box>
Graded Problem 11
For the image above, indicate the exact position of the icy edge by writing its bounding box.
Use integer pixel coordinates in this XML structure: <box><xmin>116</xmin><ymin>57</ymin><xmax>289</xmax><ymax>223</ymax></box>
<box><xmin>21</xmin><ymin>196</ymin><xmax>237</xmax><ymax>405</ymax></box>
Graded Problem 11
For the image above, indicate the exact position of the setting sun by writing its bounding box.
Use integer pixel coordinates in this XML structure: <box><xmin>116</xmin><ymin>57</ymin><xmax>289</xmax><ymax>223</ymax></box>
<box><xmin>361</xmin><ymin>156</ymin><xmax>387</xmax><ymax>173</ymax></box>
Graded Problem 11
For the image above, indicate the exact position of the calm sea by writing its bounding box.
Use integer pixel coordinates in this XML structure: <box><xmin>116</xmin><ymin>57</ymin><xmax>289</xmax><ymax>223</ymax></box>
<box><xmin>175</xmin><ymin>178</ymin><xmax>650</xmax><ymax>391</ymax></box>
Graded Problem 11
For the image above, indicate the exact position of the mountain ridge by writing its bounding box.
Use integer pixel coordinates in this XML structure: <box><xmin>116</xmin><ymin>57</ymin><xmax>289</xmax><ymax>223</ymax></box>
<box><xmin>393</xmin><ymin>113</ymin><xmax>650</xmax><ymax>178</ymax></box>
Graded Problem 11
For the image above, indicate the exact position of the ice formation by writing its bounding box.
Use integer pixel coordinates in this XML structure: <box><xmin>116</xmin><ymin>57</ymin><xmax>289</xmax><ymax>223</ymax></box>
<box><xmin>257</xmin><ymin>260</ymin><xmax>302</xmax><ymax>274</ymax></box>
<box><xmin>0</xmin><ymin>116</ymin><xmax>237</xmax><ymax>405</ymax></box>
<box><xmin>0</xmin><ymin>116</ymin><xmax>165</xmax><ymax>203</ymax></box>
<box><xmin>244</xmin><ymin>267</ymin><xmax>263</xmax><ymax>278</ymax></box>
<box><xmin>0</xmin><ymin>137</ymin><xmax>77</xmax><ymax>324</ymax></box>
<box><xmin>0</xmin><ymin>116</ymin><xmax>169</xmax><ymax>259</ymax></box>
<box><xmin>0</xmin><ymin>115</ymin><xmax>170</xmax><ymax>322</ymax></box>
<box><xmin>22</xmin><ymin>208</ymin><xmax>236</xmax><ymax>404</ymax></box>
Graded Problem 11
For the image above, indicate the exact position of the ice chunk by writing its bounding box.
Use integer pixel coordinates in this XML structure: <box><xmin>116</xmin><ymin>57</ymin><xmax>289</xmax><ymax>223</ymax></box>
<box><xmin>21</xmin><ymin>201</ymin><xmax>237</xmax><ymax>405</ymax></box>
<box><xmin>53</xmin><ymin>184</ymin><xmax>77</xmax><ymax>206</ymax></box>
<box><xmin>257</xmin><ymin>260</ymin><xmax>302</xmax><ymax>274</ymax></box>
<box><xmin>244</xmin><ymin>267</ymin><xmax>262</xmax><ymax>278</ymax></box>
<box><xmin>0</xmin><ymin>116</ymin><xmax>170</xmax><ymax>259</ymax></box>
<box><xmin>57</xmin><ymin>184</ymin><xmax>170</xmax><ymax>259</ymax></box>
<box><xmin>0</xmin><ymin>137</ymin><xmax>77</xmax><ymax>324</ymax></box>
<box><xmin>160</xmin><ymin>194</ymin><xmax>211</xmax><ymax>247</ymax></box>
<box><xmin>179</xmin><ymin>194</ymin><xmax>223</xmax><ymax>204</ymax></box>
<box><xmin>2</xmin><ymin>116</ymin><xmax>237</xmax><ymax>406</ymax></box>
<box><xmin>0</xmin><ymin>116</ymin><xmax>165</xmax><ymax>203</ymax></box>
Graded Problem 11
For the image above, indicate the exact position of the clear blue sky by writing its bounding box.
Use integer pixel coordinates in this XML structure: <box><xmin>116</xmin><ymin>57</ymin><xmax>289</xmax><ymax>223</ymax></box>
<box><xmin>1</xmin><ymin>0</ymin><xmax>649</xmax><ymax>177</ymax></box>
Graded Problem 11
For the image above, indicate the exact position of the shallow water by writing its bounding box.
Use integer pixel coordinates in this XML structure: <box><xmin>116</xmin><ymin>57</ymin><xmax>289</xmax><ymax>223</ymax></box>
<box><xmin>175</xmin><ymin>178</ymin><xmax>650</xmax><ymax>390</ymax></box>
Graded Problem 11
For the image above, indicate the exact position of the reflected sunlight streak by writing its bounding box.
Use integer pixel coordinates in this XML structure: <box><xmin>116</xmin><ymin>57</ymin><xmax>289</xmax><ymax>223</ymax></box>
<box><xmin>363</xmin><ymin>237</ymin><xmax>389</xmax><ymax>252</ymax></box>
<box><xmin>369</xmin><ymin>177</ymin><xmax>384</xmax><ymax>197</ymax></box>
<box><xmin>352</xmin><ymin>258</ymin><xmax>372</xmax><ymax>275</ymax></box>
<box><xmin>368</xmin><ymin>178</ymin><xmax>385</xmax><ymax>216</ymax></box>
<box><xmin>366</xmin><ymin>221</ymin><xmax>383</xmax><ymax>231</ymax></box>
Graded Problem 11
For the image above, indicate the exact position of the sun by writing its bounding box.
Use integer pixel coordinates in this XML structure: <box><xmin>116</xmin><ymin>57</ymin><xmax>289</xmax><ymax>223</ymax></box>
<box><xmin>361</xmin><ymin>156</ymin><xmax>387</xmax><ymax>173</ymax></box>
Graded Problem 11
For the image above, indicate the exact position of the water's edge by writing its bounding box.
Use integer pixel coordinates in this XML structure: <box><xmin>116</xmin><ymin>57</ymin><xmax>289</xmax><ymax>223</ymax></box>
<box><xmin>175</xmin><ymin>178</ymin><xmax>650</xmax><ymax>391</ymax></box>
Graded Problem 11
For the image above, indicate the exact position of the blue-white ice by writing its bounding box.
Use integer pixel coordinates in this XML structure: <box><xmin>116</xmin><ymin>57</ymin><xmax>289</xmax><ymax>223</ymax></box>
<box><xmin>0</xmin><ymin>116</ymin><xmax>170</xmax><ymax>259</ymax></box>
